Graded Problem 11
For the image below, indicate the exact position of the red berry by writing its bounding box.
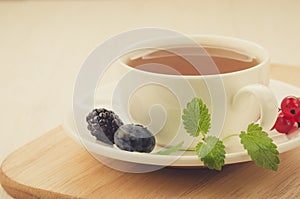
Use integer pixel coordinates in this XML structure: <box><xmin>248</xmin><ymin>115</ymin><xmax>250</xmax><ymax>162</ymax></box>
<box><xmin>286</xmin><ymin>122</ymin><xmax>299</xmax><ymax>135</ymax></box>
<box><xmin>280</xmin><ymin>96</ymin><xmax>300</xmax><ymax>117</ymax></box>
<box><xmin>273</xmin><ymin>112</ymin><xmax>295</xmax><ymax>134</ymax></box>
<box><xmin>294</xmin><ymin>112</ymin><xmax>300</xmax><ymax>123</ymax></box>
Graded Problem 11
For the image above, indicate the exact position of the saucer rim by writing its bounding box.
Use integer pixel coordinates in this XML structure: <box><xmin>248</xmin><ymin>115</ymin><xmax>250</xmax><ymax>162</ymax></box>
<box><xmin>63</xmin><ymin>79</ymin><xmax>300</xmax><ymax>167</ymax></box>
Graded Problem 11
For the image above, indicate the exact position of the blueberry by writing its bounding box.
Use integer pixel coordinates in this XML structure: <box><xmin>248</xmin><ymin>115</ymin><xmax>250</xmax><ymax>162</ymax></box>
<box><xmin>114</xmin><ymin>124</ymin><xmax>156</xmax><ymax>153</ymax></box>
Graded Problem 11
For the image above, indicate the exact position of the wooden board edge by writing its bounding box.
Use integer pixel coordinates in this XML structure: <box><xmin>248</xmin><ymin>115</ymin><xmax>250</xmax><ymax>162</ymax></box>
<box><xmin>0</xmin><ymin>165</ymin><xmax>76</xmax><ymax>199</ymax></box>
<box><xmin>0</xmin><ymin>126</ymin><xmax>81</xmax><ymax>199</ymax></box>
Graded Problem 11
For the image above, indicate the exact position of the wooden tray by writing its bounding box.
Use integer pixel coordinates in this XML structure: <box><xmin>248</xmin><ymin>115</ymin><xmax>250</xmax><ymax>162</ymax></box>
<box><xmin>1</xmin><ymin>65</ymin><xmax>300</xmax><ymax>198</ymax></box>
<box><xmin>2</xmin><ymin>126</ymin><xmax>300</xmax><ymax>199</ymax></box>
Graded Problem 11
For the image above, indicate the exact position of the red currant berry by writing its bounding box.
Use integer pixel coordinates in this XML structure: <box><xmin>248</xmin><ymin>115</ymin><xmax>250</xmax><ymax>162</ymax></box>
<box><xmin>294</xmin><ymin>112</ymin><xmax>300</xmax><ymax>123</ymax></box>
<box><xmin>280</xmin><ymin>96</ymin><xmax>300</xmax><ymax>117</ymax></box>
<box><xmin>273</xmin><ymin>112</ymin><xmax>295</xmax><ymax>134</ymax></box>
<box><xmin>286</xmin><ymin>122</ymin><xmax>299</xmax><ymax>135</ymax></box>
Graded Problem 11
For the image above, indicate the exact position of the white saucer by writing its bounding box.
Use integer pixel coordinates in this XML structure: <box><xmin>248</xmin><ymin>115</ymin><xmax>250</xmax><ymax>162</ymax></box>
<box><xmin>63</xmin><ymin>79</ymin><xmax>300</xmax><ymax>168</ymax></box>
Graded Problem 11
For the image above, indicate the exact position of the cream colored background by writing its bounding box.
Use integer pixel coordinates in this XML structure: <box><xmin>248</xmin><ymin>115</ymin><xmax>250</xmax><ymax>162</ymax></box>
<box><xmin>1</xmin><ymin>0</ymin><xmax>300</xmax><ymax>198</ymax></box>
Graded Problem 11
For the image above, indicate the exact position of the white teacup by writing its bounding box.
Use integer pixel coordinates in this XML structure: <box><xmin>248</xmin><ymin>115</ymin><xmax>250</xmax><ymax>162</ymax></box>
<box><xmin>108</xmin><ymin>35</ymin><xmax>278</xmax><ymax>149</ymax></box>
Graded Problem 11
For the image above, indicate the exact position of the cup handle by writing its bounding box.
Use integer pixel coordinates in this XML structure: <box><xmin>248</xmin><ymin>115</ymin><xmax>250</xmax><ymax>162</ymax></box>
<box><xmin>233</xmin><ymin>84</ymin><xmax>278</xmax><ymax>130</ymax></box>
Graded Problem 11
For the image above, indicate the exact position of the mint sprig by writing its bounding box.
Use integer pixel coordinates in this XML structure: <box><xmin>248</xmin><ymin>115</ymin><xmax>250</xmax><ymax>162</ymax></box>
<box><xmin>182</xmin><ymin>97</ymin><xmax>280</xmax><ymax>171</ymax></box>
<box><xmin>240</xmin><ymin>123</ymin><xmax>280</xmax><ymax>171</ymax></box>
<box><xmin>182</xmin><ymin>98</ymin><xmax>211</xmax><ymax>137</ymax></box>
<box><xmin>156</xmin><ymin>141</ymin><xmax>184</xmax><ymax>155</ymax></box>
<box><xmin>196</xmin><ymin>136</ymin><xmax>225</xmax><ymax>170</ymax></box>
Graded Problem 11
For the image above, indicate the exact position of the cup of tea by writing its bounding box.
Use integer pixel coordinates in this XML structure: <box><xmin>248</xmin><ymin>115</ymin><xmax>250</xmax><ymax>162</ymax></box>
<box><xmin>108</xmin><ymin>35</ymin><xmax>278</xmax><ymax>149</ymax></box>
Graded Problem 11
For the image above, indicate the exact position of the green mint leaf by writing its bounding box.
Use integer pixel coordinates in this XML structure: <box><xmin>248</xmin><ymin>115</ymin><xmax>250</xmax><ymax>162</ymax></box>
<box><xmin>182</xmin><ymin>98</ymin><xmax>211</xmax><ymax>137</ymax></box>
<box><xmin>240</xmin><ymin>123</ymin><xmax>280</xmax><ymax>171</ymax></box>
<box><xmin>195</xmin><ymin>136</ymin><xmax>225</xmax><ymax>170</ymax></box>
<box><xmin>155</xmin><ymin>141</ymin><xmax>184</xmax><ymax>155</ymax></box>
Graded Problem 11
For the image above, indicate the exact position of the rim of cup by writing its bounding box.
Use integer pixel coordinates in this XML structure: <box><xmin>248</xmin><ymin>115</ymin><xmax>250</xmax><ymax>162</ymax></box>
<box><xmin>117</xmin><ymin>34</ymin><xmax>270</xmax><ymax>79</ymax></box>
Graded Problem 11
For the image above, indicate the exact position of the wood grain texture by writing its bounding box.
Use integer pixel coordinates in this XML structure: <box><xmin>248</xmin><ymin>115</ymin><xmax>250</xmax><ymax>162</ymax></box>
<box><xmin>270</xmin><ymin>64</ymin><xmax>300</xmax><ymax>88</ymax></box>
<box><xmin>1</xmin><ymin>64</ymin><xmax>300</xmax><ymax>199</ymax></box>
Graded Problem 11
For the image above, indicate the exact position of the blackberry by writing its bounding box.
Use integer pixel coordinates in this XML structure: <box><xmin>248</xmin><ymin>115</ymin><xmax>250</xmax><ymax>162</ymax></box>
<box><xmin>114</xmin><ymin>124</ymin><xmax>156</xmax><ymax>153</ymax></box>
<box><xmin>86</xmin><ymin>108</ymin><xmax>123</xmax><ymax>144</ymax></box>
